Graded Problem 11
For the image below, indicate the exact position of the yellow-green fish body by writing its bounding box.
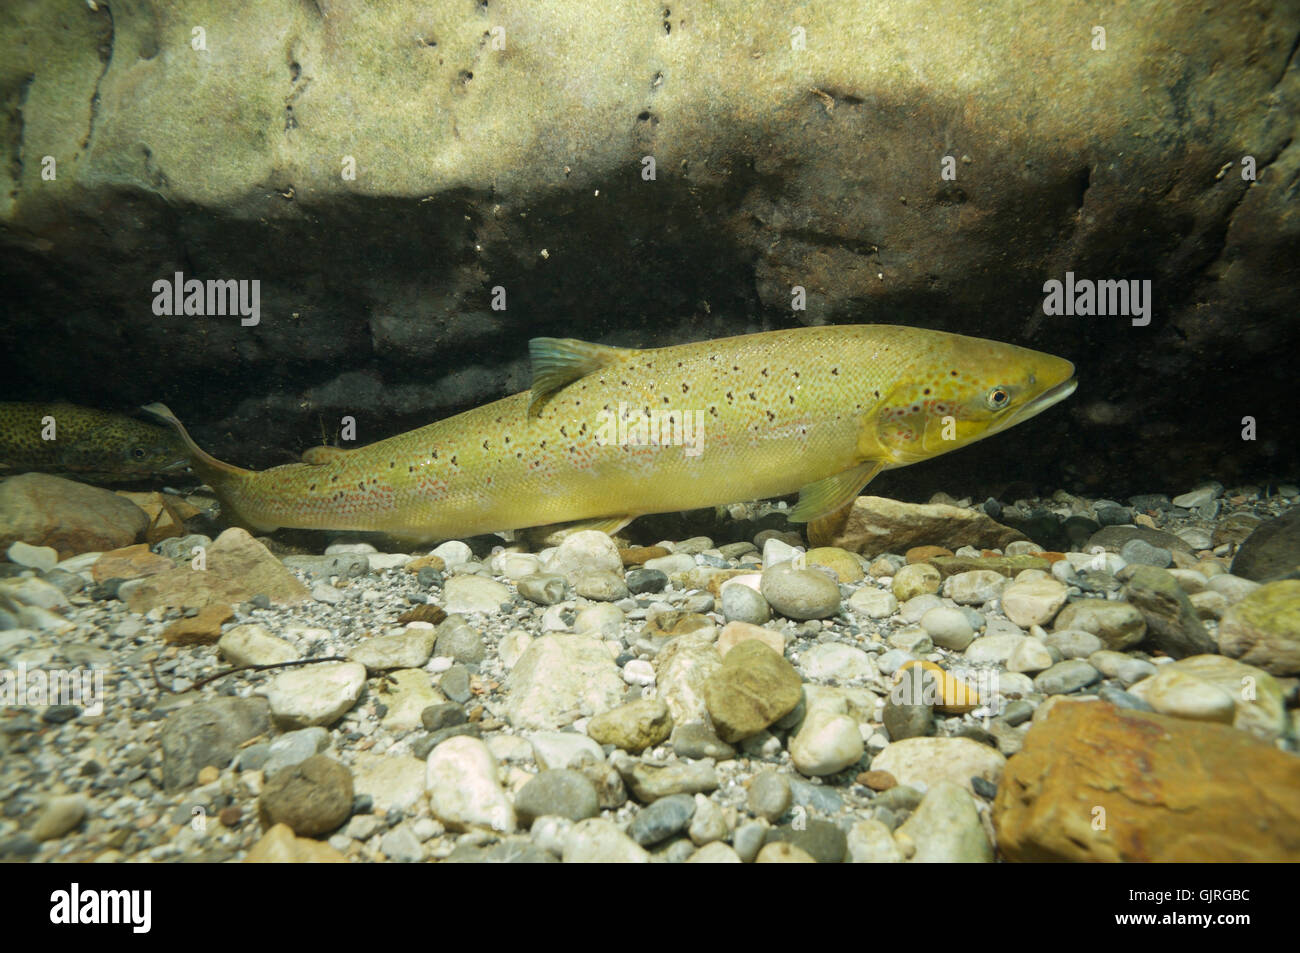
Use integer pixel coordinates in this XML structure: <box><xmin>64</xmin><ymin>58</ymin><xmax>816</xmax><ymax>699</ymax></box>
<box><xmin>0</xmin><ymin>402</ymin><xmax>191</xmax><ymax>483</ymax></box>
<box><xmin>148</xmin><ymin>325</ymin><xmax>1076</xmax><ymax>541</ymax></box>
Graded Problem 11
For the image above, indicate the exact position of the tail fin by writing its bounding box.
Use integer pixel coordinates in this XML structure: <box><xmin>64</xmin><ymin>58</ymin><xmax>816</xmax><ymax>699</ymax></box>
<box><xmin>140</xmin><ymin>403</ymin><xmax>251</xmax><ymax>483</ymax></box>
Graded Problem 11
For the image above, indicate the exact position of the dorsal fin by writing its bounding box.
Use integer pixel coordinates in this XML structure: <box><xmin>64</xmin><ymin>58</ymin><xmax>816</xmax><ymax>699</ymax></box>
<box><xmin>528</xmin><ymin>337</ymin><xmax>637</xmax><ymax>415</ymax></box>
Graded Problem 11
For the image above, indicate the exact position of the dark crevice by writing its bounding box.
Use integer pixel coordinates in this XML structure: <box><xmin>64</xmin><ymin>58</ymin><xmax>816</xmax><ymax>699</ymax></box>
<box><xmin>1271</xmin><ymin>29</ymin><xmax>1300</xmax><ymax>89</ymax></box>
<box><xmin>1072</xmin><ymin>166</ymin><xmax>1092</xmax><ymax>211</ymax></box>
<box><xmin>80</xmin><ymin>3</ymin><xmax>115</xmax><ymax>152</ymax></box>
<box><xmin>774</xmin><ymin>225</ymin><xmax>881</xmax><ymax>258</ymax></box>
<box><xmin>4</xmin><ymin>73</ymin><xmax>35</xmax><ymax>201</ymax></box>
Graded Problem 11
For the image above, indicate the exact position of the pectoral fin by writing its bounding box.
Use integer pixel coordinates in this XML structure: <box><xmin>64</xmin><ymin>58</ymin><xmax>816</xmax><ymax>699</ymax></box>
<box><xmin>528</xmin><ymin>337</ymin><xmax>638</xmax><ymax>415</ymax></box>
<box><xmin>788</xmin><ymin>460</ymin><xmax>884</xmax><ymax>523</ymax></box>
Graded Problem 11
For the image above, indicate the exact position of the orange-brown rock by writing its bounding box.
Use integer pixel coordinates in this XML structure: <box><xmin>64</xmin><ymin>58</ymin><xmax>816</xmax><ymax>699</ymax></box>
<box><xmin>621</xmin><ymin>545</ymin><xmax>671</xmax><ymax>567</ymax></box>
<box><xmin>905</xmin><ymin>545</ymin><xmax>953</xmax><ymax>563</ymax></box>
<box><xmin>0</xmin><ymin>473</ymin><xmax>148</xmax><ymax>558</ymax></box>
<box><xmin>404</xmin><ymin>554</ymin><xmax>446</xmax><ymax>573</ymax></box>
<box><xmin>91</xmin><ymin>543</ymin><xmax>174</xmax><ymax>582</ymax></box>
<box><xmin>993</xmin><ymin>700</ymin><xmax>1300</xmax><ymax>862</ymax></box>
<box><xmin>123</xmin><ymin>527</ymin><xmax>309</xmax><ymax>613</ymax></box>
<box><xmin>162</xmin><ymin>603</ymin><xmax>235</xmax><ymax>645</ymax></box>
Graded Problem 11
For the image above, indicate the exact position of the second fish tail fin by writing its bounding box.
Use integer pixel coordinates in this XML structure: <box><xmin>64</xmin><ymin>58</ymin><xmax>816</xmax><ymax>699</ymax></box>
<box><xmin>140</xmin><ymin>403</ymin><xmax>252</xmax><ymax>485</ymax></box>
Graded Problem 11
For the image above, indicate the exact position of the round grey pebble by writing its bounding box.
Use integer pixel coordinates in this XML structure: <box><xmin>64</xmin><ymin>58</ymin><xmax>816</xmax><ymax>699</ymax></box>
<box><xmin>789</xmin><ymin>777</ymin><xmax>843</xmax><ymax>815</ymax></box>
<box><xmin>760</xmin><ymin>563</ymin><xmax>842</xmax><ymax>621</ymax></box>
<box><xmin>1119</xmin><ymin>538</ymin><xmax>1172</xmax><ymax>568</ymax></box>
<box><xmin>628</xmin><ymin>793</ymin><xmax>697</xmax><ymax>845</ymax></box>
<box><xmin>434</xmin><ymin>618</ymin><xmax>485</xmax><ymax>663</ymax></box>
<box><xmin>421</xmin><ymin>702</ymin><xmax>467</xmax><ymax>732</ymax></box>
<box><xmin>732</xmin><ymin>820</ymin><xmax>769</xmax><ymax>863</ymax></box>
<box><xmin>671</xmin><ymin>722</ymin><xmax>736</xmax><ymax>761</ymax></box>
<box><xmin>1098</xmin><ymin>685</ymin><xmax>1155</xmax><ymax>712</ymax></box>
<box><xmin>971</xmin><ymin>776</ymin><xmax>998</xmax><ymax>799</ymax></box>
<box><xmin>517</xmin><ymin>574</ymin><xmax>567</xmax><ymax>606</ymax></box>
<box><xmin>513</xmin><ymin>769</ymin><xmax>600</xmax><ymax>826</ymax></box>
<box><xmin>1033</xmin><ymin>659</ymin><xmax>1102</xmax><ymax>695</ymax></box>
<box><xmin>625</xmin><ymin>568</ymin><xmax>668</xmax><ymax>595</ymax></box>
<box><xmin>417</xmin><ymin>567</ymin><xmax>444</xmax><ymax>588</ymax></box>
<box><xmin>721</xmin><ymin>583</ymin><xmax>771</xmax><ymax>625</ymax></box>
<box><xmin>440</xmin><ymin>664</ymin><xmax>472</xmax><ymax>703</ymax></box>
<box><xmin>747</xmin><ymin>770</ymin><xmax>792</xmax><ymax>822</ymax></box>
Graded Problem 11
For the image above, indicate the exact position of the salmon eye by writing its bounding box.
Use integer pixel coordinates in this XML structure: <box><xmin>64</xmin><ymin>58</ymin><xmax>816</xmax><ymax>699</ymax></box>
<box><xmin>132</xmin><ymin>447</ymin><xmax>147</xmax><ymax>458</ymax></box>
<box><xmin>986</xmin><ymin>387</ymin><xmax>1011</xmax><ymax>410</ymax></box>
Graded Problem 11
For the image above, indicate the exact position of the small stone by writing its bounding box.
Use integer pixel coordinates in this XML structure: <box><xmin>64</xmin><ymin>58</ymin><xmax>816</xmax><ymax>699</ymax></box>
<box><xmin>897</xmin><ymin>780</ymin><xmax>992</xmax><ymax>862</ymax></box>
<box><xmin>804</xmin><ymin>547</ymin><xmax>865</xmax><ymax>582</ymax></box>
<box><xmin>1044</xmin><ymin>629</ymin><xmax>1104</xmax><ymax>660</ymax></box>
<box><xmin>529</xmin><ymin>731</ymin><xmax>606</xmax><ymax>771</ymax></box>
<box><xmin>687</xmin><ymin>842</ymin><xmax>742</xmax><ymax>863</ymax></box>
<box><xmin>258</xmin><ymin>755</ymin><xmax>354</xmax><ymax>837</ymax></box>
<box><xmin>443</xmin><ymin>575</ymin><xmax>511</xmax><ymax>614</ymax></box>
<box><xmin>161</xmin><ymin>603</ymin><xmax>234</xmax><ymax>645</ymax></box>
<box><xmin>1217</xmin><ymin>580</ymin><xmax>1300</xmax><ymax>675</ymax></box>
<box><xmin>587</xmin><ymin>698</ymin><xmax>673</xmax><ymax>752</ymax></box>
<box><xmin>1034</xmin><ymin>659</ymin><xmax>1101</xmax><ymax>695</ymax></box>
<box><xmin>760</xmin><ymin>561</ymin><xmax>842</xmax><ymax>620</ymax></box>
<box><xmin>688</xmin><ymin>794</ymin><xmax>728</xmax><ymax>845</ymax></box>
<box><xmin>513</xmin><ymin>769</ymin><xmax>600</xmax><ymax>825</ymax></box>
<box><xmin>618</xmin><ymin>758</ymin><xmax>718</xmax><ymax>802</ymax></box>
<box><xmin>755</xmin><ymin>842</ymin><xmax>817</xmax><ymax>863</ymax></box>
<box><xmin>870</xmin><ymin>737</ymin><xmax>1006</xmax><ymax>795</ymax></box>
<box><xmin>263</xmin><ymin>726</ymin><xmax>330</xmax><ymax>776</ymax></box>
<box><xmin>943</xmin><ymin>570</ymin><xmax>1007</xmax><ymax>605</ymax></box>
<box><xmin>440</xmin><ymin>664</ymin><xmax>471</xmax><ymax>703</ymax></box>
<box><xmin>704</xmin><ymin>640</ymin><xmax>803</xmax><ymax>743</ymax></box>
<box><xmin>1000</xmin><ymin>576</ymin><xmax>1069</xmax><ymax>627</ymax></box>
<box><xmin>628</xmin><ymin>793</ymin><xmax>696</xmax><ymax>845</ymax></box>
<box><xmin>892</xmin><ymin>563</ymin><xmax>941</xmax><ymax>601</ymax></box>
<box><xmin>625</xmin><ymin>568</ymin><xmax>668</xmax><ymax>595</ymax></box>
<box><xmin>426</xmin><ymin>736</ymin><xmax>516</xmax><ymax>832</ymax></box>
<box><xmin>670</xmin><ymin>721</ymin><xmax>736</xmax><ymax>761</ymax></box>
<box><xmin>847</xmin><ymin>587</ymin><xmax>897</xmax><ymax>618</ymax></box>
<box><xmin>262</xmin><ymin>661</ymin><xmax>366</xmax><ymax>729</ymax></box>
<box><xmin>348</xmin><ymin>628</ymin><xmax>437</xmax><ymax>672</ymax></box>
<box><xmin>434</xmin><ymin>615</ymin><xmax>486</xmax><ymax>663</ymax></box>
<box><xmin>562</xmin><ymin>818</ymin><xmax>649</xmax><ymax>863</ymax></box>
<box><xmin>1120</xmin><ymin>538</ymin><xmax>1173</xmax><ymax>568</ymax></box>
<box><xmin>789</xmin><ymin>709</ymin><xmax>864</xmax><ymax>776</ymax></box>
<box><xmin>1053</xmin><ymin>599</ymin><xmax>1147</xmax><ymax>651</ymax></box>
<box><xmin>763</xmin><ymin>819</ymin><xmax>847</xmax><ymax>863</ymax></box>
<box><xmin>847</xmin><ymin>818</ymin><xmax>904</xmax><ymax>863</ymax></box>
<box><xmin>31</xmin><ymin>796</ymin><xmax>86</xmax><ymax>841</ymax></box>
<box><xmin>1141</xmin><ymin>668</ymin><xmax>1237</xmax><ymax>724</ymax></box>
<box><xmin>800</xmin><ymin>641</ymin><xmax>874</xmax><ymax>680</ymax></box>
<box><xmin>506</xmin><ymin>635</ymin><xmax>624</xmax><ymax>730</ymax></box>
<box><xmin>219</xmin><ymin>623</ymin><xmax>298</xmax><ymax>667</ymax></box>
<box><xmin>747</xmin><ymin>770</ymin><xmax>792</xmax><ymax>821</ymax></box>
<box><xmin>244</xmin><ymin>823</ymin><xmax>347</xmax><ymax>863</ymax></box>
<box><xmin>6</xmin><ymin>541</ymin><xmax>58</xmax><ymax>572</ymax></box>
<box><xmin>963</xmin><ymin>632</ymin><xmax>1026</xmax><ymax>665</ymax></box>
<box><xmin>716</xmin><ymin>620</ymin><xmax>782</xmax><ymax>658</ymax></box>
<box><xmin>1121</xmin><ymin>565</ymin><xmax>1216</xmax><ymax>658</ymax></box>
<box><xmin>920</xmin><ymin>606</ymin><xmax>975</xmax><ymax>650</ymax></box>
<box><xmin>859</xmin><ymin>769</ymin><xmax>897</xmax><ymax>791</ymax></box>
<box><xmin>160</xmin><ymin>696</ymin><xmax>271</xmax><ymax>791</ymax></box>
<box><xmin>380</xmin><ymin>824</ymin><xmax>424</xmax><ymax>862</ymax></box>
<box><xmin>719</xmin><ymin>582</ymin><xmax>772</xmax><ymax>625</ymax></box>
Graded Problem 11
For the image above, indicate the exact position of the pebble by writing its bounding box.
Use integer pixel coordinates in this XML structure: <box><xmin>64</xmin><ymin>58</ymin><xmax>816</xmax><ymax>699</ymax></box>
<box><xmin>800</xmin><ymin>641</ymin><xmax>874</xmax><ymax>680</ymax></box>
<box><xmin>847</xmin><ymin>818</ymin><xmax>903</xmax><ymax>863</ymax></box>
<box><xmin>883</xmin><ymin>694</ymin><xmax>934</xmax><ymax>741</ymax></box>
<box><xmin>687</xmin><ymin>842</ymin><xmax>742</xmax><ymax>863</ymax></box>
<box><xmin>218</xmin><ymin>623</ymin><xmax>299</xmax><ymax>667</ymax></box>
<box><xmin>899</xmin><ymin>593</ymin><xmax>946</xmax><ymax>623</ymax></box>
<box><xmin>760</xmin><ymin>562</ymin><xmax>842</xmax><ymax>620</ymax></box>
<box><xmin>262</xmin><ymin>661</ymin><xmax>367</xmax><ymax>729</ymax></box>
<box><xmin>264</xmin><ymin>726</ymin><xmax>330</xmax><ymax>776</ymax></box>
<box><xmin>688</xmin><ymin>794</ymin><xmax>728</xmax><ymax>845</ymax></box>
<box><xmin>1120</xmin><ymin>538</ymin><xmax>1173</xmax><ymax>568</ymax></box>
<box><xmin>628</xmin><ymin>793</ymin><xmax>697</xmax><ymax>845</ymax></box>
<box><xmin>562</xmin><ymin>818</ymin><xmax>649</xmax><ymax>863</ymax></box>
<box><xmin>716</xmin><ymin>620</ymin><xmax>784</xmax><ymax>658</ymax></box>
<box><xmin>1142</xmin><ymin>668</ymin><xmax>1237</xmax><ymax>723</ymax></box>
<box><xmin>896</xmin><ymin>780</ymin><xmax>992</xmax><ymax>862</ymax></box>
<box><xmin>426</xmin><ymin>736</ymin><xmax>516</xmax><ymax>832</ymax></box>
<box><xmin>160</xmin><ymin>696</ymin><xmax>271</xmax><ymax>791</ymax></box>
<box><xmin>790</xmin><ymin>709</ymin><xmax>864</xmax><ymax>776</ymax></box>
<box><xmin>1033</xmin><ymin>659</ymin><xmax>1101</xmax><ymax>695</ymax></box>
<box><xmin>764</xmin><ymin>819</ymin><xmax>847</xmax><ymax>863</ymax></box>
<box><xmin>530</xmin><ymin>731</ymin><xmax>606</xmax><ymax>771</ymax></box>
<box><xmin>621</xmin><ymin>658</ymin><xmax>656</xmax><ymax>686</ymax></box>
<box><xmin>380</xmin><ymin>824</ymin><xmax>424</xmax><ymax>862</ymax></box>
<box><xmin>574</xmin><ymin>570</ymin><xmax>630</xmax><ymax>601</ymax></box>
<box><xmin>434</xmin><ymin>616</ymin><xmax>486</xmax><ymax>663</ymax></box>
<box><xmin>31</xmin><ymin>796</ymin><xmax>87</xmax><ymax>841</ymax></box>
<box><xmin>670</xmin><ymin>722</ymin><xmax>736</xmax><ymax>761</ymax></box>
<box><xmin>1043</xmin><ymin>629</ymin><xmax>1104</xmax><ymax>659</ymax></box>
<box><xmin>1000</xmin><ymin>576</ymin><xmax>1069</xmax><ymax>627</ymax></box>
<box><xmin>513</xmin><ymin>769</ymin><xmax>600</xmax><ymax>825</ymax></box>
<box><xmin>1116</xmin><ymin>657</ymin><xmax>1159</xmax><ymax>686</ymax></box>
<box><xmin>443</xmin><ymin>575</ymin><xmax>511</xmax><ymax>614</ymax></box>
<box><xmin>943</xmin><ymin>570</ymin><xmax>1008</xmax><ymax>605</ymax></box>
<box><xmin>6</xmin><ymin>541</ymin><xmax>58</xmax><ymax>572</ymax></box>
<box><xmin>587</xmin><ymin>698</ymin><xmax>673</xmax><ymax>752</ymax></box>
<box><xmin>892</xmin><ymin>563</ymin><xmax>941</xmax><ymax>601</ymax></box>
<box><xmin>440</xmin><ymin>664</ymin><xmax>471</xmax><ymax>703</ymax></box>
<box><xmin>505</xmin><ymin>634</ymin><xmax>624</xmax><ymax>730</ymax></box>
<box><xmin>889</xmin><ymin>628</ymin><xmax>933</xmax><ymax>654</ymax></box>
<box><xmin>720</xmin><ymin>582</ymin><xmax>772</xmax><ymax>624</ymax></box>
<box><xmin>920</xmin><ymin>606</ymin><xmax>975</xmax><ymax>650</ymax></box>
<box><xmin>618</xmin><ymin>758</ymin><xmax>719</xmax><ymax>802</ymax></box>
<box><xmin>871</xmin><ymin>738</ymin><xmax>1006</xmax><ymax>796</ymax></box>
<box><xmin>704</xmin><ymin>640</ymin><xmax>803</xmax><ymax>743</ymax></box>
<box><xmin>258</xmin><ymin>755</ymin><xmax>354</xmax><ymax>836</ymax></box>
<box><xmin>963</xmin><ymin>632</ymin><xmax>1026</xmax><ymax>665</ymax></box>
<box><xmin>516</xmin><ymin>574</ymin><xmax>568</xmax><ymax>606</ymax></box>
<box><xmin>430</xmin><ymin>540</ymin><xmax>473</xmax><ymax>570</ymax></box>
<box><xmin>1097</xmin><ymin>685</ymin><xmax>1154</xmax><ymax>712</ymax></box>
<box><xmin>625</xmin><ymin>568</ymin><xmax>668</xmax><ymax>595</ymax></box>
<box><xmin>747</xmin><ymin>770</ymin><xmax>792</xmax><ymax>821</ymax></box>
<box><xmin>755</xmin><ymin>842</ymin><xmax>817</xmax><ymax>863</ymax></box>
<box><xmin>348</xmin><ymin>628</ymin><xmax>436</xmax><ymax>671</ymax></box>
<box><xmin>847</xmin><ymin>587</ymin><xmax>897</xmax><ymax>618</ymax></box>
<box><xmin>1053</xmin><ymin>599</ymin><xmax>1147</xmax><ymax>651</ymax></box>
